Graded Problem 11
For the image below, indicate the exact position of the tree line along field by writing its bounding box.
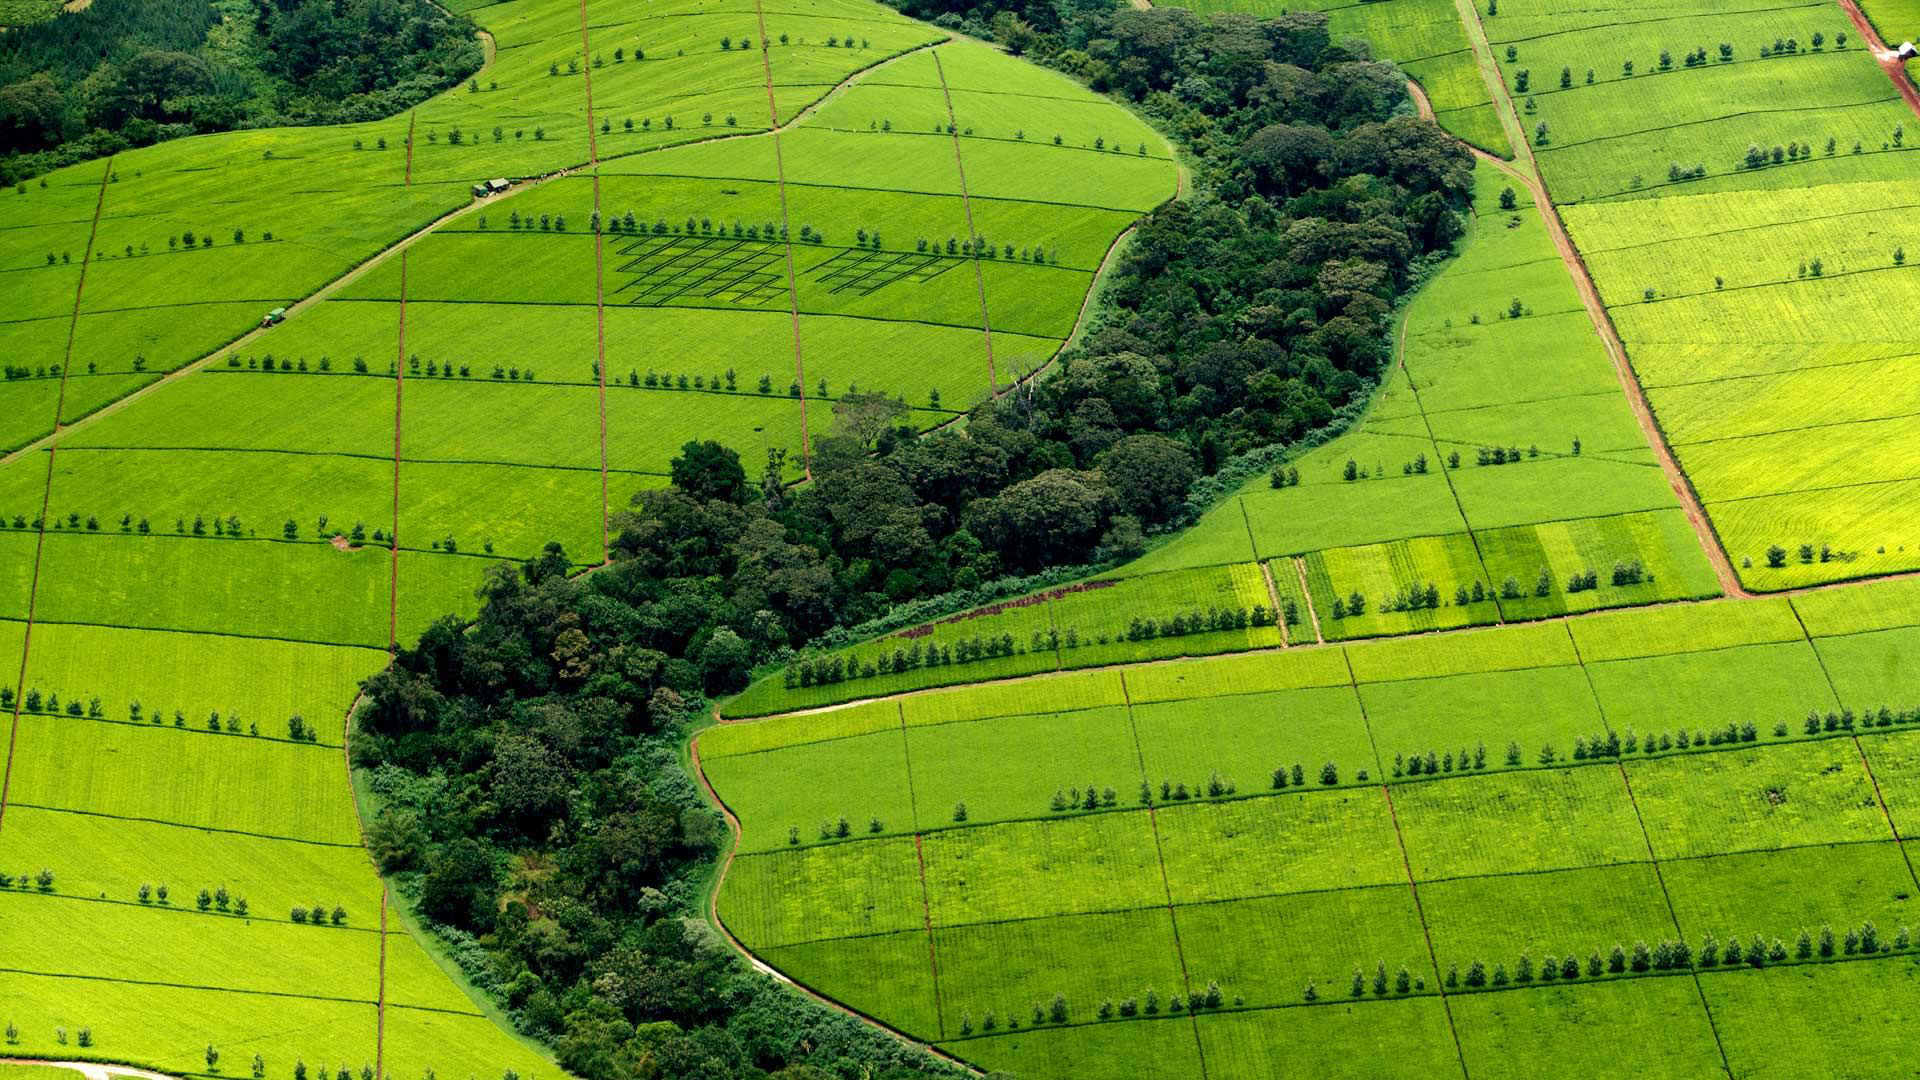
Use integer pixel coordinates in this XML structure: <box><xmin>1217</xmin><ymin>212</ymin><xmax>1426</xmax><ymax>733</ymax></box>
<box><xmin>703</xmin><ymin>577</ymin><xmax>1920</xmax><ymax>1078</ymax></box>
<box><xmin>0</xmin><ymin>0</ymin><xmax>1173</xmax><ymax>1076</ymax></box>
<box><xmin>1469</xmin><ymin>0</ymin><xmax>1920</xmax><ymax>589</ymax></box>
<box><xmin>727</xmin><ymin>160</ymin><xmax>1721</xmax><ymax>716</ymax></box>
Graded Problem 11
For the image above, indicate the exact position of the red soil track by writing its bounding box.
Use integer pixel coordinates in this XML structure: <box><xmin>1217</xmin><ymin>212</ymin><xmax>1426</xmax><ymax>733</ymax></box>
<box><xmin>1839</xmin><ymin>0</ymin><xmax>1920</xmax><ymax>118</ymax></box>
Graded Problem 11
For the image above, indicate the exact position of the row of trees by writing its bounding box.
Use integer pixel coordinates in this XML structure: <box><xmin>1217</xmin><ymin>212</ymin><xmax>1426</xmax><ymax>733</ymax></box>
<box><xmin>2</xmin><ymin>1021</ymin><xmax>92</xmax><ymax>1046</ymax></box>
<box><xmin>956</xmin><ymin>980</ymin><xmax>1233</xmax><ymax>1036</ymax></box>
<box><xmin>137</xmin><ymin>882</ymin><xmax>251</xmax><ymax>918</ymax></box>
<box><xmin>0</xmin><ymin>867</ymin><xmax>55</xmax><ymax>890</ymax></box>
<box><xmin>289</xmin><ymin>903</ymin><xmax>350</xmax><ymax>925</ymax></box>
<box><xmin>784</xmin><ymin>602</ymin><xmax>1283</xmax><ymax>687</ymax></box>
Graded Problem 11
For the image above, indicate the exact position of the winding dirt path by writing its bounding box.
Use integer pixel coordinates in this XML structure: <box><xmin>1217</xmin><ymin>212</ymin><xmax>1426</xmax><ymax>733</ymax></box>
<box><xmin>0</xmin><ymin>1061</ymin><xmax>173</xmax><ymax>1080</ymax></box>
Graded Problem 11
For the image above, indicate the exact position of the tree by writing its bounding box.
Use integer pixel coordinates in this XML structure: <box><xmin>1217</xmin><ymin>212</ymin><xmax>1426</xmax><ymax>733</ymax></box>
<box><xmin>668</xmin><ymin>440</ymin><xmax>747</xmax><ymax>504</ymax></box>
<box><xmin>1499</xmin><ymin>186</ymin><xmax>1517</xmax><ymax>210</ymax></box>
<box><xmin>832</xmin><ymin>391</ymin><xmax>909</xmax><ymax>447</ymax></box>
<box><xmin>207</xmin><ymin>1046</ymin><xmax>221</xmax><ymax>1072</ymax></box>
<box><xmin>1049</xmin><ymin>993</ymin><xmax>1068</xmax><ymax>1022</ymax></box>
<box><xmin>1100</xmin><ymin>434</ymin><xmax>1197</xmax><ymax>524</ymax></box>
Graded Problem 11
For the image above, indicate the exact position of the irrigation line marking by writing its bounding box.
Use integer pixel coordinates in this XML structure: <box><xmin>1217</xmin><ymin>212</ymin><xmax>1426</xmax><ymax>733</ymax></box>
<box><xmin>1378</xmin><ymin>784</ymin><xmax>1472</xmax><ymax>1080</ymax></box>
<box><xmin>752</xmin><ymin>0</ymin><xmax>813</xmax><ymax>473</ymax></box>
<box><xmin>894</xmin><ymin>701</ymin><xmax>946</xmax><ymax>1036</ymax></box>
<box><xmin>1119</xmin><ymin>671</ymin><xmax>1210</xmax><ymax>1079</ymax></box>
<box><xmin>1391</xmin><ymin>303</ymin><xmax>1504</xmax><ymax>623</ymax></box>
<box><xmin>930</xmin><ymin>48</ymin><xmax>1000</xmax><ymax>394</ymax></box>
<box><xmin>576</xmin><ymin>0</ymin><xmax>611</xmax><ymax>562</ymax></box>
<box><xmin>1787</xmin><ymin>596</ymin><xmax>1920</xmax><ymax>890</ymax></box>
<box><xmin>0</xmin><ymin>156</ymin><xmax>111</xmax><ymax>836</ymax></box>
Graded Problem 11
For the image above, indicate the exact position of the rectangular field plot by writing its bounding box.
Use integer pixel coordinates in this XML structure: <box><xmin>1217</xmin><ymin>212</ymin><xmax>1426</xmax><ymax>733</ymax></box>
<box><xmin>1154</xmin><ymin>790</ymin><xmax>1406</xmax><ymax>904</ymax></box>
<box><xmin>1447</xmin><ymin>453</ymin><xmax>1681</xmax><ymax>531</ymax></box>
<box><xmin>920</xmin><ymin>812</ymin><xmax>1164</xmax><ymax>926</ymax></box>
<box><xmin>1418</xmin><ymin>862</ymin><xmax>1675</xmax><ymax>971</ymax></box>
<box><xmin>1584</xmin><ymin>640</ymin><xmax>1837</xmax><ymax>737</ymax></box>
<box><xmin>701</xmin><ymin>728</ymin><xmax>915</xmax><ymax>852</ymax></box>
<box><xmin>1659</xmin><ymin>842</ymin><xmax>1919</xmax><ymax>943</ymax></box>
<box><xmin>1178</xmin><ymin>886</ymin><xmax>1429</xmax><ymax>1010</ymax></box>
<box><xmin>5</xmin><ymin>713</ymin><xmax>363</xmax><ymax>844</ymax></box>
<box><xmin>1347</xmin><ymin>620</ymin><xmax>1577</xmax><ymax>683</ymax></box>
<box><xmin>905</xmin><ymin>705</ymin><xmax>1141</xmax><ymax>829</ymax></box>
<box><xmin>1705</xmin><ymin>959</ymin><xmax>1920</xmax><ymax>1078</ymax></box>
<box><xmin>378</xmin><ymin>1006</ymin><xmax>558</xmax><ymax>1080</ymax></box>
<box><xmin>934</xmin><ymin>908</ymin><xmax>1185</xmax><ymax>1037</ymax></box>
<box><xmin>1131</xmin><ymin>686</ymin><xmax>1377</xmax><ymax>796</ymax></box>
<box><xmin>400</xmin><ymin>458</ymin><xmax>608</xmax><ymax>561</ymax></box>
<box><xmin>1569</xmin><ymin>594</ymin><xmax>1806</xmax><ymax>662</ymax></box>
<box><xmin>1623</xmin><ymin>740</ymin><xmax>1893</xmax><ymax>859</ymax></box>
<box><xmin>0</xmin><ymin>805</ymin><xmax>376</xmax><ymax>917</ymax></box>
<box><xmin>701</xmin><ymin>697</ymin><xmax>903</xmax><ymax>758</ymax></box>
<box><xmin>0</xmin><ymin>971</ymin><xmax>377</xmax><ymax>1077</ymax></box>
<box><xmin>1478</xmin><ymin>509</ymin><xmax>1723</xmax><ymax>619</ymax></box>
<box><xmin>1303</xmin><ymin>532</ymin><xmax>1498</xmax><ymax>641</ymax></box>
<box><xmin>718</xmin><ymin>838</ymin><xmax>926</xmax><ymax>948</ymax></box>
<box><xmin>1195</xmin><ymin>998</ymin><xmax>1465</xmax><ymax>1080</ymax></box>
<box><xmin>610</xmin><ymin>232</ymin><xmax>789</xmax><ymax>306</ymax></box>
<box><xmin>948</xmin><ymin>1015</ymin><xmax>1203</xmax><ymax>1080</ymax></box>
<box><xmin>1451</xmin><ymin>976</ymin><xmax>1725</xmax><ymax>1080</ymax></box>
<box><xmin>1363</xmin><ymin>664</ymin><xmax>1605</xmax><ymax>763</ymax></box>
<box><xmin>1241</xmin><ymin>469</ymin><xmax>1471</xmax><ymax>559</ymax></box>
<box><xmin>1793</xmin><ymin>574</ymin><xmax>1920</xmax><ymax>638</ymax></box>
<box><xmin>0</xmin><ymin>891</ymin><xmax>381</xmax><ymax>1001</ymax></box>
<box><xmin>762</xmin><ymin>930</ymin><xmax>940</xmax><ymax>1039</ymax></box>
<box><xmin>1122</xmin><ymin>645</ymin><xmax>1352</xmax><ymax>704</ymax></box>
<box><xmin>1859</xmin><ymin>730</ymin><xmax>1920</xmax><ymax>838</ymax></box>
<box><xmin>902</xmin><ymin>668</ymin><xmax>1126</xmax><ymax>727</ymax></box>
<box><xmin>19</xmin><ymin>622</ymin><xmax>380</xmax><ymax>744</ymax></box>
<box><xmin>1810</xmin><ymin>624</ymin><xmax>1920</xmax><ymax>706</ymax></box>
<box><xmin>1391</xmin><ymin>766</ymin><xmax>1645</xmax><ymax>880</ymax></box>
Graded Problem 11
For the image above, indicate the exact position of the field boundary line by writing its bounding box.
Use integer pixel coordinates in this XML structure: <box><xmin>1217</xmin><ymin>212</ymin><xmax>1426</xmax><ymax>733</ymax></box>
<box><xmin>1483</xmin><ymin>0</ymin><xmax>1826</xmax><ymax>48</ymax></box>
<box><xmin>1788</xmin><ymin>596</ymin><xmax>1920</xmax><ymax>889</ymax></box>
<box><xmin>896</xmin><ymin>701</ymin><xmax>946</xmax><ymax>1036</ymax></box>
<box><xmin>1292</xmin><ymin>557</ymin><xmax>1324</xmax><ymax>643</ymax></box>
<box><xmin>387</xmin><ymin>249</ymin><xmax>408</xmax><ymax>656</ymax></box>
<box><xmin>1536</xmin><ymin>93</ymin><xmax>1899</xmax><ymax>153</ymax></box>
<box><xmin>930</xmin><ymin>48</ymin><xmax>1000</xmax><ymax>394</ymax></box>
<box><xmin>1119</xmin><ymin>671</ymin><xmax>1210</xmax><ymax>1078</ymax></box>
<box><xmin>1449</xmin><ymin>5</ymin><xmax>1748</xmax><ymax>600</ymax></box>
<box><xmin>1389</xmin><ymin>301</ymin><xmax>1504</xmax><ymax>622</ymax></box>
<box><xmin>1611</xmin><ymin>760</ymin><xmax>1736</xmax><ymax>1077</ymax></box>
<box><xmin>0</xmin><ymin>156</ymin><xmax>110</xmax><ymax>837</ymax></box>
<box><xmin>576</xmin><ymin>0</ymin><xmax>611</xmax><ymax>563</ymax></box>
<box><xmin>5</xmin><ymin>800</ymin><xmax>363</xmax><ymax>846</ymax></box>
<box><xmin>1341</xmin><ymin>647</ymin><xmax>1389</xmax><ymax>781</ymax></box>
<box><xmin>909</xmin><ymin>833</ymin><xmax>946</xmax><ymax>1040</ymax></box>
<box><xmin>1378</xmin><ymin>783</ymin><xmax>1471</xmax><ymax>1080</ymax></box>
<box><xmin>752</xmin><ymin>0</ymin><xmax>814</xmax><ymax>474</ymax></box>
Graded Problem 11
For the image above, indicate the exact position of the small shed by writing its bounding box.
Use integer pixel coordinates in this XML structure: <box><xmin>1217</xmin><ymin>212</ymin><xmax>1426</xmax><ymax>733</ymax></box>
<box><xmin>487</xmin><ymin>177</ymin><xmax>512</xmax><ymax>194</ymax></box>
<box><xmin>1900</xmin><ymin>41</ymin><xmax>1918</xmax><ymax>60</ymax></box>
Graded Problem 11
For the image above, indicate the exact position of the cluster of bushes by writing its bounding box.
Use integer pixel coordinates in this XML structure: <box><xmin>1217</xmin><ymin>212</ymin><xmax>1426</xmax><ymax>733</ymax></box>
<box><xmin>3</xmin><ymin>362</ymin><xmax>63</xmax><ymax>380</ymax></box>
<box><xmin>958</xmin><ymin>981</ymin><xmax>1233</xmax><ymax>1036</ymax></box>
<box><xmin>3</xmin><ymin>1022</ymin><xmax>93</xmax><ymax>1048</ymax></box>
<box><xmin>226</xmin><ymin>355</ymin><xmax>338</xmax><ymax>373</ymax></box>
<box><xmin>0</xmin><ymin>867</ymin><xmax>55</xmax><ymax>891</ymax></box>
<box><xmin>135</xmin><ymin>882</ymin><xmax>251</xmax><ymax>917</ymax></box>
<box><xmin>290</xmin><ymin>903</ymin><xmax>350</xmax><ymax>926</ymax></box>
<box><xmin>1763</xmin><ymin>541</ymin><xmax>1852</xmax><ymax>568</ymax></box>
<box><xmin>1393</xmin><ymin>744</ymin><xmax>1490</xmax><ymax>777</ymax></box>
<box><xmin>1342</xmin><ymin>961</ymin><xmax>1424</xmax><ymax>999</ymax></box>
<box><xmin>1272</xmin><ymin>762</ymin><xmax>1344</xmax><ymax>788</ymax></box>
<box><xmin>1803</xmin><ymin>704</ymin><xmax>1920</xmax><ymax>734</ymax></box>
<box><xmin>1432</xmin><ymin>920</ymin><xmax>1908</xmax><ymax>998</ymax></box>
<box><xmin>783</xmin><ymin>604</ymin><xmax>1280</xmax><ymax>687</ymax></box>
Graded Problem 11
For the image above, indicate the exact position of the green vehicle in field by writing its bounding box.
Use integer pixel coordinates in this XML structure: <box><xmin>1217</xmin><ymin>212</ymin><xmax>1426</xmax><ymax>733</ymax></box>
<box><xmin>259</xmin><ymin>306</ymin><xmax>286</xmax><ymax>327</ymax></box>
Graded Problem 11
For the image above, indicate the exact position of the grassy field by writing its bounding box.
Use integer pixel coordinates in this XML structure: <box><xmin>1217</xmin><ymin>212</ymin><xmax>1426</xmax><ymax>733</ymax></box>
<box><xmin>706</xmin><ymin>591</ymin><xmax>1920</xmax><ymax>1073</ymax></box>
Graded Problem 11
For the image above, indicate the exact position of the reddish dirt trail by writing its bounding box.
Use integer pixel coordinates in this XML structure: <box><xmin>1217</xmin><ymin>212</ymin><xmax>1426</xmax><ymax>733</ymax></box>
<box><xmin>1839</xmin><ymin>0</ymin><xmax>1920</xmax><ymax>118</ymax></box>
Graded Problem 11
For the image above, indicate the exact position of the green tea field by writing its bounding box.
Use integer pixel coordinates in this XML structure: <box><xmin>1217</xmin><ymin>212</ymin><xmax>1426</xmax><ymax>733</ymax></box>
<box><xmin>9</xmin><ymin>0</ymin><xmax>1920</xmax><ymax>1076</ymax></box>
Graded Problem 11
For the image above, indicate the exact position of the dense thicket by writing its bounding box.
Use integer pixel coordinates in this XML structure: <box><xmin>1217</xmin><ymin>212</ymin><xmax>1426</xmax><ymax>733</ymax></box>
<box><xmin>0</xmin><ymin>0</ymin><xmax>480</xmax><ymax>182</ymax></box>
<box><xmin>355</xmin><ymin>8</ymin><xmax>1471</xmax><ymax>1080</ymax></box>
